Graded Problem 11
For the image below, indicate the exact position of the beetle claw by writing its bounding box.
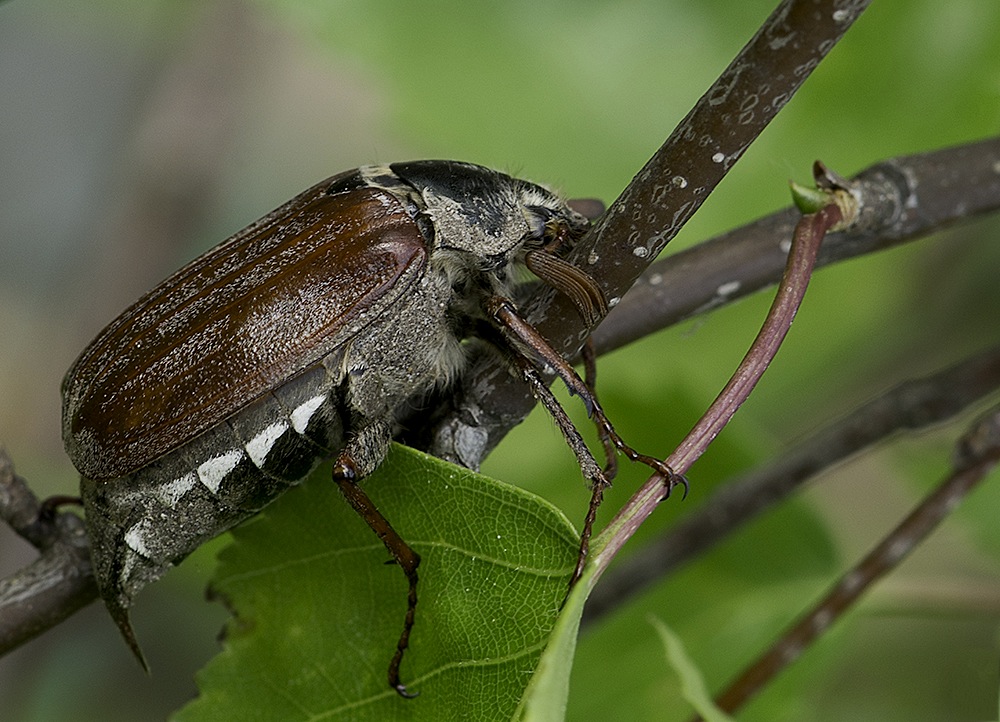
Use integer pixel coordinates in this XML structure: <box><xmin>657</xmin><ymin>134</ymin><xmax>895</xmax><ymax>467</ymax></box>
<box><xmin>662</xmin><ymin>471</ymin><xmax>690</xmax><ymax>501</ymax></box>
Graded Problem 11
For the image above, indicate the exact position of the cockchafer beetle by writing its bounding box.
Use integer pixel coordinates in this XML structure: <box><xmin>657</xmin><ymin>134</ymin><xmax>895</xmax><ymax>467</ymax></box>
<box><xmin>62</xmin><ymin>160</ymin><xmax>683</xmax><ymax>696</ymax></box>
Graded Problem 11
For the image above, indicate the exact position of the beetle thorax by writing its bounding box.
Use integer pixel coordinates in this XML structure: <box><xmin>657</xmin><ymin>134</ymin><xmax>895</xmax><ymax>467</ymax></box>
<box><xmin>421</xmin><ymin>185</ymin><xmax>531</xmax><ymax>259</ymax></box>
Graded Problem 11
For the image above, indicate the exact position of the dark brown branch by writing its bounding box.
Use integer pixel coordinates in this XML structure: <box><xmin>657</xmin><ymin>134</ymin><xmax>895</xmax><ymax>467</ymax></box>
<box><xmin>428</xmin><ymin>0</ymin><xmax>871</xmax><ymax>467</ymax></box>
<box><xmin>0</xmin><ymin>449</ymin><xmax>96</xmax><ymax>654</ymax></box>
<box><xmin>704</xmin><ymin>403</ymin><xmax>1000</xmax><ymax>718</ymax></box>
<box><xmin>593</xmin><ymin>136</ymin><xmax>1000</xmax><ymax>354</ymax></box>
<box><xmin>583</xmin><ymin>346</ymin><xmax>1000</xmax><ymax>625</ymax></box>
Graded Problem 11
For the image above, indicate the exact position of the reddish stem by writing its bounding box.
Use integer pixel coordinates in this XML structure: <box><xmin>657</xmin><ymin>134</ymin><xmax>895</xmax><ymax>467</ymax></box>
<box><xmin>593</xmin><ymin>204</ymin><xmax>843</xmax><ymax>577</ymax></box>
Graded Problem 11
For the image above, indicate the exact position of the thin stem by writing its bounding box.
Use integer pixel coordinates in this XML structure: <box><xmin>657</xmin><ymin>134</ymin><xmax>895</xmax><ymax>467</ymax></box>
<box><xmin>703</xmin><ymin>404</ymin><xmax>1000</xmax><ymax>718</ymax></box>
<box><xmin>591</xmin><ymin>204</ymin><xmax>843</xmax><ymax>576</ymax></box>
<box><xmin>583</xmin><ymin>345</ymin><xmax>1000</xmax><ymax>625</ymax></box>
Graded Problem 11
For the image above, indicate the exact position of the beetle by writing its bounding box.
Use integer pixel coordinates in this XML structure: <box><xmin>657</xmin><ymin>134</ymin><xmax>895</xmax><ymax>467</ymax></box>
<box><xmin>62</xmin><ymin>160</ymin><xmax>682</xmax><ymax>696</ymax></box>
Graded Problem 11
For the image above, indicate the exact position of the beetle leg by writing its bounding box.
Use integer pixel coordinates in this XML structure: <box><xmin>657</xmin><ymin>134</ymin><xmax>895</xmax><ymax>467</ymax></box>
<box><xmin>507</xmin><ymin>351</ymin><xmax>608</xmax><ymax>586</ymax></box>
<box><xmin>332</xmin><ymin>426</ymin><xmax>420</xmax><ymax>699</ymax></box>
<box><xmin>37</xmin><ymin>494</ymin><xmax>83</xmax><ymax>521</ymax></box>
<box><xmin>580</xmin><ymin>338</ymin><xmax>618</xmax><ymax>482</ymax></box>
<box><xmin>487</xmin><ymin>296</ymin><xmax>688</xmax><ymax>498</ymax></box>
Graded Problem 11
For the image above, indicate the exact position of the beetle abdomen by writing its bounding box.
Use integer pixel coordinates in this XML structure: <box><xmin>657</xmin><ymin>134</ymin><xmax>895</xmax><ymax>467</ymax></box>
<box><xmin>82</xmin><ymin>362</ymin><xmax>345</xmax><ymax>613</ymax></box>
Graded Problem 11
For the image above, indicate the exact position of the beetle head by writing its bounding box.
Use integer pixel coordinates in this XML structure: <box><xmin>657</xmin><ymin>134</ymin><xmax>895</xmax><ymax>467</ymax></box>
<box><xmin>388</xmin><ymin>161</ymin><xmax>589</xmax><ymax>265</ymax></box>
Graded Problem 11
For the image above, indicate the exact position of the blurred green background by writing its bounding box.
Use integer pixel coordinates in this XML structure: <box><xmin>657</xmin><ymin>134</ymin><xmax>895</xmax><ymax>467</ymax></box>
<box><xmin>1</xmin><ymin>0</ymin><xmax>999</xmax><ymax>719</ymax></box>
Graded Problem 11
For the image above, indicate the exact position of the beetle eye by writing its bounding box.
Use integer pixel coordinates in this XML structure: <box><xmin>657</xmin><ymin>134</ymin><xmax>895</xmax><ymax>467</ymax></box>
<box><xmin>523</xmin><ymin>206</ymin><xmax>556</xmax><ymax>245</ymax></box>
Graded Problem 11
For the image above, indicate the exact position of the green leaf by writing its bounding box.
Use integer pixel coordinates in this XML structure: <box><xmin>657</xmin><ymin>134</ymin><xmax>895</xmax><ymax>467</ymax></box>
<box><xmin>174</xmin><ymin>445</ymin><xmax>579</xmax><ymax>722</ymax></box>
<box><xmin>648</xmin><ymin>615</ymin><xmax>734</xmax><ymax>722</ymax></box>
<box><xmin>513</xmin><ymin>563</ymin><xmax>593</xmax><ymax>722</ymax></box>
<box><xmin>788</xmin><ymin>180</ymin><xmax>828</xmax><ymax>215</ymax></box>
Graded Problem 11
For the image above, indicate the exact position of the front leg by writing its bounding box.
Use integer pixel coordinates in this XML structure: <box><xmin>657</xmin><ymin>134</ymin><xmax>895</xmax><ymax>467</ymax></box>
<box><xmin>485</xmin><ymin>295</ymin><xmax>687</xmax><ymax>498</ymax></box>
<box><xmin>483</xmin><ymin>295</ymin><xmax>689</xmax><ymax>583</ymax></box>
<box><xmin>504</xmin><ymin>349</ymin><xmax>610</xmax><ymax>586</ymax></box>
